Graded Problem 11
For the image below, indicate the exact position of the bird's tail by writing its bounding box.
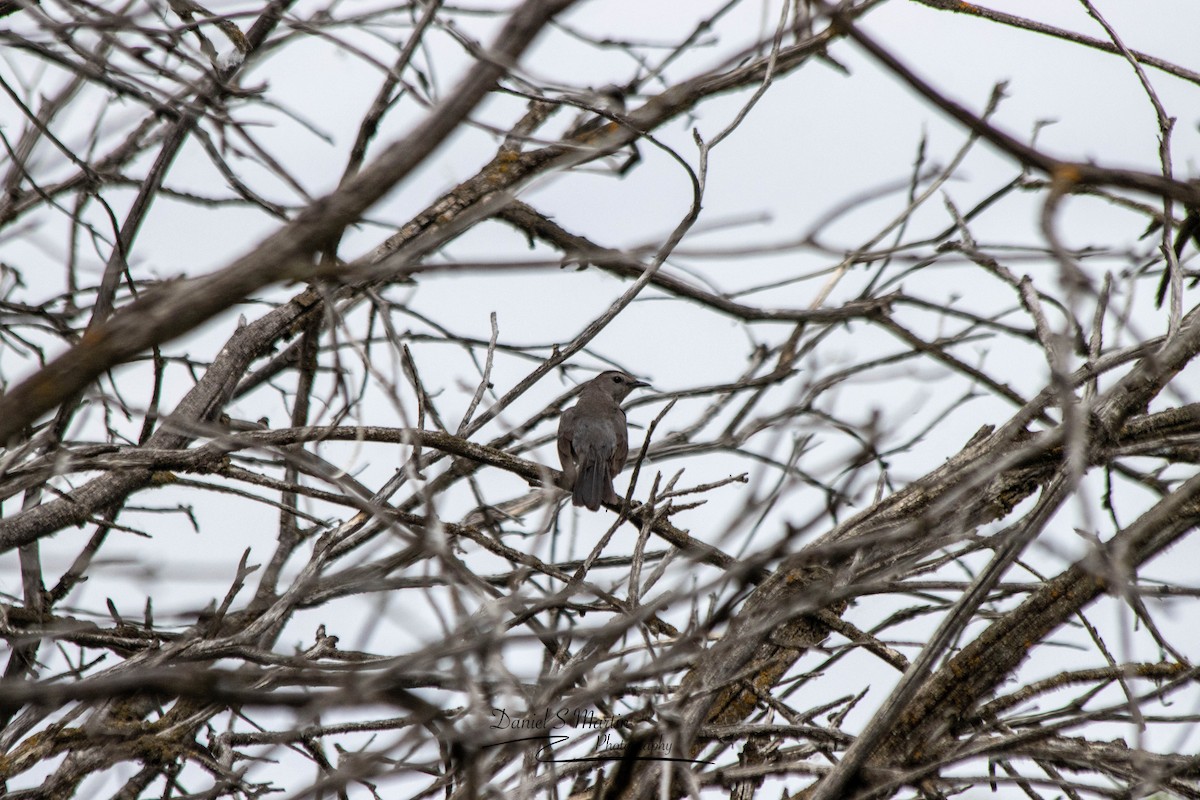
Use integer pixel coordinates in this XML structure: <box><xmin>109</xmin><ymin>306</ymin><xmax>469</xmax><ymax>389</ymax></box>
<box><xmin>573</xmin><ymin>459</ymin><xmax>612</xmax><ymax>511</ymax></box>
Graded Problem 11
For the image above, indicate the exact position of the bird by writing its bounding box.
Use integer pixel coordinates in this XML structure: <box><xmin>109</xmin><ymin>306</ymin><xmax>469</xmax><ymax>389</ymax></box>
<box><xmin>557</xmin><ymin>370</ymin><xmax>649</xmax><ymax>511</ymax></box>
<box><xmin>563</xmin><ymin>84</ymin><xmax>641</xmax><ymax>176</ymax></box>
<box><xmin>1155</xmin><ymin>204</ymin><xmax>1200</xmax><ymax>307</ymax></box>
<box><xmin>564</xmin><ymin>84</ymin><xmax>628</xmax><ymax>140</ymax></box>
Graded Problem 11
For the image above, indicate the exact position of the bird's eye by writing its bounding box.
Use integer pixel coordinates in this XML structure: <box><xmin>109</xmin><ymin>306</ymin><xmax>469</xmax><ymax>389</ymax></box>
<box><xmin>612</xmin><ymin>375</ymin><xmax>622</xmax><ymax>383</ymax></box>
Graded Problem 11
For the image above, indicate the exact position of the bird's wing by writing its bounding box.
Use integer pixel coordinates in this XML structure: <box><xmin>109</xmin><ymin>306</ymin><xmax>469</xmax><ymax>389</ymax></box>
<box><xmin>611</xmin><ymin>407</ymin><xmax>629</xmax><ymax>477</ymax></box>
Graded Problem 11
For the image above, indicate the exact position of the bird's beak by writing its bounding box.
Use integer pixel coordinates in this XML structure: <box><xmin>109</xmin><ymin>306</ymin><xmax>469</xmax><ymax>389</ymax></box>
<box><xmin>631</xmin><ymin>379</ymin><xmax>652</xmax><ymax>390</ymax></box>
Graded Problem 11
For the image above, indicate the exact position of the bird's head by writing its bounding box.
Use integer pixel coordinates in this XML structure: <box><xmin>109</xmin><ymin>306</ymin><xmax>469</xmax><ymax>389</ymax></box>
<box><xmin>585</xmin><ymin>370</ymin><xmax>650</xmax><ymax>402</ymax></box>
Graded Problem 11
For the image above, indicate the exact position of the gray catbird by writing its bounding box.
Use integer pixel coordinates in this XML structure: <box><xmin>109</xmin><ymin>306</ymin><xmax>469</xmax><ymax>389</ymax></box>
<box><xmin>557</xmin><ymin>370</ymin><xmax>649</xmax><ymax>511</ymax></box>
